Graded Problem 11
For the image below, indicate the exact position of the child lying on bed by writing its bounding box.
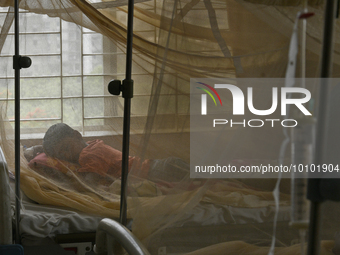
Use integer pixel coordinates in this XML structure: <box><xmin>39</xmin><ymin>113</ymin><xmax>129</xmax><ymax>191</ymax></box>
<box><xmin>42</xmin><ymin>123</ymin><xmax>141</xmax><ymax>178</ymax></box>
<box><xmin>27</xmin><ymin>123</ymin><xmax>189</xmax><ymax>183</ymax></box>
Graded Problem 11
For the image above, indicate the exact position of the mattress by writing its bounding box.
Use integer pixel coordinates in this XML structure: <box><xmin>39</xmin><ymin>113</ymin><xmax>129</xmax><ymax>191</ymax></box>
<box><xmin>11</xmin><ymin>176</ymin><xmax>290</xmax><ymax>229</ymax></box>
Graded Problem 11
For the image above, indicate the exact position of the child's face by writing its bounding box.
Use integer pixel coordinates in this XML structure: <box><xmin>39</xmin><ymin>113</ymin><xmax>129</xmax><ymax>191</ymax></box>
<box><xmin>53</xmin><ymin>134</ymin><xmax>86</xmax><ymax>163</ymax></box>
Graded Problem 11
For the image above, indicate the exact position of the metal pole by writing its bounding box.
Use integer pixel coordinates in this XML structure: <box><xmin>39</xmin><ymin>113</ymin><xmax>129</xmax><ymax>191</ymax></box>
<box><xmin>307</xmin><ymin>0</ymin><xmax>337</xmax><ymax>254</ymax></box>
<box><xmin>14</xmin><ymin>0</ymin><xmax>21</xmax><ymax>244</ymax></box>
<box><xmin>119</xmin><ymin>0</ymin><xmax>135</xmax><ymax>226</ymax></box>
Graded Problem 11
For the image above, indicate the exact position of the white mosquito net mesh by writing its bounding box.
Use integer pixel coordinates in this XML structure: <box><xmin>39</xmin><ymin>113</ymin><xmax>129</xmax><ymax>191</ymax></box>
<box><xmin>0</xmin><ymin>0</ymin><xmax>340</xmax><ymax>254</ymax></box>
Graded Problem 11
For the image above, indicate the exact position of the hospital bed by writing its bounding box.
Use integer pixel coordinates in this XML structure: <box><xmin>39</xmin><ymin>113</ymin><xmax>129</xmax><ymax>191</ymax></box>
<box><xmin>0</xmin><ymin>156</ymin><xmax>297</xmax><ymax>255</ymax></box>
<box><xmin>0</xmin><ymin>152</ymin><xmax>297</xmax><ymax>255</ymax></box>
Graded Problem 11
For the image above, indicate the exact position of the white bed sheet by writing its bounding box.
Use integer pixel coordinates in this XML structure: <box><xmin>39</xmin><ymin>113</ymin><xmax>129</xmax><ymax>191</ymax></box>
<box><xmin>17</xmin><ymin>201</ymin><xmax>103</xmax><ymax>238</ymax></box>
<box><xmin>9</xmin><ymin>178</ymin><xmax>103</xmax><ymax>241</ymax></box>
<box><xmin>172</xmin><ymin>202</ymin><xmax>290</xmax><ymax>227</ymax></box>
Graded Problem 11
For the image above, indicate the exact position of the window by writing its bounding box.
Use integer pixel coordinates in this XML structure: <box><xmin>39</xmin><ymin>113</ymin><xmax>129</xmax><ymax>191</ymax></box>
<box><xmin>0</xmin><ymin>1</ymin><xmax>189</xmax><ymax>138</ymax></box>
<box><xmin>0</xmin><ymin>6</ymin><xmax>155</xmax><ymax>137</ymax></box>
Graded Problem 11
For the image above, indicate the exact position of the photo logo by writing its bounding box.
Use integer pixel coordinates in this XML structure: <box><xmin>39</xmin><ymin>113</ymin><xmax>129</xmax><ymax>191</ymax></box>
<box><xmin>200</xmin><ymin>84</ymin><xmax>312</xmax><ymax>116</ymax></box>
<box><xmin>190</xmin><ymin>78</ymin><xmax>322</xmax><ymax>180</ymax></box>
<box><xmin>196</xmin><ymin>82</ymin><xmax>222</xmax><ymax>115</ymax></box>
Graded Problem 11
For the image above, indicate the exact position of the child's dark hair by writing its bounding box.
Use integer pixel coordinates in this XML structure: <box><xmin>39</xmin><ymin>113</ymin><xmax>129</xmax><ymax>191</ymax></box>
<box><xmin>43</xmin><ymin>123</ymin><xmax>75</xmax><ymax>157</ymax></box>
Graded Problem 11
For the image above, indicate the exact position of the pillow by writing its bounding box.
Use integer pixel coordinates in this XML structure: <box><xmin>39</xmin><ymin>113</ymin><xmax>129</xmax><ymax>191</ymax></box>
<box><xmin>28</xmin><ymin>153</ymin><xmax>117</xmax><ymax>187</ymax></box>
<box><xmin>28</xmin><ymin>153</ymin><xmax>79</xmax><ymax>174</ymax></box>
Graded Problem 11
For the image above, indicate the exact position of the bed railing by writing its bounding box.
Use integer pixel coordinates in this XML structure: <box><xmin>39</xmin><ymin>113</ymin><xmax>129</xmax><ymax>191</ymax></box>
<box><xmin>0</xmin><ymin>147</ymin><xmax>12</xmax><ymax>245</ymax></box>
<box><xmin>94</xmin><ymin>218</ymin><xmax>150</xmax><ymax>255</ymax></box>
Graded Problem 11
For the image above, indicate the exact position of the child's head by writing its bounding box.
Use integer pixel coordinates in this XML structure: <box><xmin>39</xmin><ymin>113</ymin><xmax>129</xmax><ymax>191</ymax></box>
<box><xmin>43</xmin><ymin>123</ymin><xmax>87</xmax><ymax>163</ymax></box>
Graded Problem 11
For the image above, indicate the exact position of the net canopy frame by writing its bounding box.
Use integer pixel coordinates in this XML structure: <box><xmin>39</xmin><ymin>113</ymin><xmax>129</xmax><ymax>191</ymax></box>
<box><xmin>1</xmin><ymin>0</ymin><xmax>340</xmax><ymax>254</ymax></box>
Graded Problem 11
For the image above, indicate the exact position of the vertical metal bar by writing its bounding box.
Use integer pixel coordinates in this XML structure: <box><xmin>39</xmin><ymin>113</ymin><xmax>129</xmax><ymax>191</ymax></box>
<box><xmin>119</xmin><ymin>0</ymin><xmax>135</xmax><ymax>226</ymax></box>
<box><xmin>307</xmin><ymin>200</ymin><xmax>323</xmax><ymax>255</ymax></box>
<box><xmin>14</xmin><ymin>0</ymin><xmax>21</xmax><ymax>244</ymax></box>
<box><xmin>60</xmin><ymin>18</ymin><xmax>63</xmax><ymax>125</ymax></box>
<box><xmin>307</xmin><ymin>0</ymin><xmax>337</xmax><ymax>255</ymax></box>
<box><xmin>125</xmin><ymin>0</ymin><xmax>134</xmax><ymax>81</ymax></box>
<box><xmin>319</xmin><ymin>0</ymin><xmax>337</xmax><ymax>78</ymax></box>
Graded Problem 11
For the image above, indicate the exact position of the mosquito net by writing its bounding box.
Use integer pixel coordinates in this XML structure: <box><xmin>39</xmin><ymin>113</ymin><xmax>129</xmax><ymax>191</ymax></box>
<box><xmin>0</xmin><ymin>0</ymin><xmax>339</xmax><ymax>254</ymax></box>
